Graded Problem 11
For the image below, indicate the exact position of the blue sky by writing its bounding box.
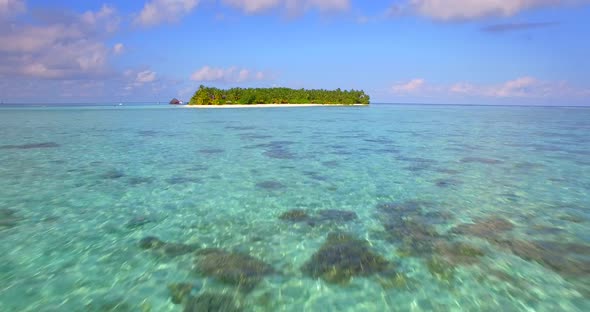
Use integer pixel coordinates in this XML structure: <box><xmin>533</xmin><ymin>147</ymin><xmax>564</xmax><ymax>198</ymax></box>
<box><xmin>0</xmin><ymin>0</ymin><xmax>589</xmax><ymax>105</ymax></box>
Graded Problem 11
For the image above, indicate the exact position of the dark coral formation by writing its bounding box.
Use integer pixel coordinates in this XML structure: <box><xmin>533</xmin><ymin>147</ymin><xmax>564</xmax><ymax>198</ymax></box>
<box><xmin>161</xmin><ymin>243</ymin><xmax>199</xmax><ymax>257</ymax></box>
<box><xmin>315</xmin><ymin>210</ymin><xmax>358</xmax><ymax>223</ymax></box>
<box><xmin>450</xmin><ymin>217</ymin><xmax>514</xmax><ymax>238</ymax></box>
<box><xmin>364</xmin><ymin>137</ymin><xmax>395</xmax><ymax>144</ymax></box>
<box><xmin>374</xmin><ymin>147</ymin><xmax>400</xmax><ymax>154</ymax></box>
<box><xmin>125</xmin><ymin>216</ymin><xmax>154</xmax><ymax>229</ymax></box>
<box><xmin>426</xmin><ymin>257</ymin><xmax>456</xmax><ymax>283</ymax></box>
<box><xmin>0</xmin><ymin>208</ymin><xmax>21</xmax><ymax>229</ymax></box>
<box><xmin>168</xmin><ymin>283</ymin><xmax>194</xmax><ymax>304</ymax></box>
<box><xmin>301</xmin><ymin>232</ymin><xmax>390</xmax><ymax>284</ymax></box>
<box><xmin>263</xmin><ymin>148</ymin><xmax>296</xmax><ymax>160</ymax></box>
<box><xmin>139</xmin><ymin>236</ymin><xmax>163</xmax><ymax>249</ymax></box>
<box><xmin>558</xmin><ymin>214</ymin><xmax>587</xmax><ymax>223</ymax></box>
<box><xmin>491</xmin><ymin>239</ymin><xmax>590</xmax><ymax>277</ymax></box>
<box><xmin>375</xmin><ymin>200</ymin><xmax>488</xmax><ymax>283</ymax></box>
<box><xmin>513</xmin><ymin>162</ymin><xmax>545</xmax><ymax>170</ymax></box>
<box><xmin>377</xmin><ymin>201</ymin><xmax>447</xmax><ymax>257</ymax></box>
<box><xmin>434</xmin><ymin>242</ymin><xmax>485</xmax><ymax>266</ymax></box>
<box><xmin>377</xmin><ymin>200</ymin><xmax>430</xmax><ymax>217</ymax></box>
<box><xmin>375</xmin><ymin>272</ymin><xmax>413</xmax><ymax>290</ymax></box>
<box><xmin>393</xmin><ymin>220</ymin><xmax>444</xmax><ymax>257</ymax></box>
<box><xmin>101</xmin><ymin>169</ymin><xmax>125</xmax><ymax>179</ymax></box>
<box><xmin>194</xmin><ymin>249</ymin><xmax>274</xmax><ymax>291</ymax></box>
<box><xmin>322</xmin><ymin>160</ymin><xmax>340</xmax><ymax>168</ymax></box>
<box><xmin>435</xmin><ymin>178</ymin><xmax>462</xmax><ymax>188</ymax></box>
<box><xmin>449</xmin><ymin>215</ymin><xmax>590</xmax><ymax>279</ymax></box>
<box><xmin>139</xmin><ymin>236</ymin><xmax>199</xmax><ymax>257</ymax></box>
<box><xmin>460</xmin><ymin>157</ymin><xmax>503</xmax><ymax>164</ymax></box>
<box><xmin>255</xmin><ymin>181</ymin><xmax>286</xmax><ymax>190</ymax></box>
<box><xmin>397</xmin><ymin>157</ymin><xmax>437</xmax><ymax>172</ymax></box>
<box><xmin>303</xmin><ymin>171</ymin><xmax>328</xmax><ymax>181</ymax></box>
<box><xmin>278</xmin><ymin>209</ymin><xmax>310</xmax><ymax>222</ymax></box>
<box><xmin>127</xmin><ymin>176</ymin><xmax>154</xmax><ymax>185</ymax></box>
<box><xmin>165</xmin><ymin>176</ymin><xmax>201</xmax><ymax>185</ymax></box>
<box><xmin>278</xmin><ymin>209</ymin><xmax>358</xmax><ymax>226</ymax></box>
<box><xmin>261</xmin><ymin>141</ymin><xmax>296</xmax><ymax>160</ymax></box>
<box><xmin>184</xmin><ymin>293</ymin><xmax>242</xmax><ymax>312</ymax></box>
<box><xmin>0</xmin><ymin>142</ymin><xmax>60</xmax><ymax>149</ymax></box>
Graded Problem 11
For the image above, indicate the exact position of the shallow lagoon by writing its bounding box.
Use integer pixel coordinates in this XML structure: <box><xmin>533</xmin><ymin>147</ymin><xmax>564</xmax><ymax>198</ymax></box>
<box><xmin>0</xmin><ymin>104</ymin><xmax>589</xmax><ymax>311</ymax></box>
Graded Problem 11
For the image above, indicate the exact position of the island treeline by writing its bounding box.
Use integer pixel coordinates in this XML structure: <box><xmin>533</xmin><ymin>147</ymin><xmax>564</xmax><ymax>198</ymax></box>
<box><xmin>189</xmin><ymin>85</ymin><xmax>370</xmax><ymax>105</ymax></box>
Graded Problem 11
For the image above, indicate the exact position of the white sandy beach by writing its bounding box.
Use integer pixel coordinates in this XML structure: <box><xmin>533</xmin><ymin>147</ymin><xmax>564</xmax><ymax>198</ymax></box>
<box><xmin>179</xmin><ymin>104</ymin><xmax>368</xmax><ymax>108</ymax></box>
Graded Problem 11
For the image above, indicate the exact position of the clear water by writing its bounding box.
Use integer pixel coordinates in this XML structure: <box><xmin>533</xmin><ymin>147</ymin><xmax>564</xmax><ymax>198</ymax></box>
<box><xmin>0</xmin><ymin>104</ymin><xmax>588</xmax><ymax>311</ymax></box>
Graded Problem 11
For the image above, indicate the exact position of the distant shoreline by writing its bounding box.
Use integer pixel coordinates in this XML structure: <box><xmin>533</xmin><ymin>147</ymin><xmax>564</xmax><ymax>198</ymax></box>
<box><xmin>180</xmin><ymin>104</ymin><xmax>369</xmax><ymax>108</ymax></box>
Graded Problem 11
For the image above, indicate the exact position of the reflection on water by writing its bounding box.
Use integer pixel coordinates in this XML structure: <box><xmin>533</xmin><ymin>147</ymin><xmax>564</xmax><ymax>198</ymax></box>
<box><xmin>0</xmin><ymin>104</ymin><xmax>589</xmax><ymax>311</ymax></box>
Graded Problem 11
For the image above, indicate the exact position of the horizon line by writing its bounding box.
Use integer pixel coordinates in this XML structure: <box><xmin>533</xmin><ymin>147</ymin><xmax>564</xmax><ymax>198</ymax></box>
<box><xmin>0</xmin><ymin>102</ymin><xmax>589</xmax><ymax>108</ymax></box>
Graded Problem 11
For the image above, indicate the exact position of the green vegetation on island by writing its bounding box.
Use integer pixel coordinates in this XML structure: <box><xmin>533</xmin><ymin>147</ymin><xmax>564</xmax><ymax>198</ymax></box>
<box><xmin>189</xmin><ymin>85</ymin><xmax>370</xmax><ymax>105</ymax></box>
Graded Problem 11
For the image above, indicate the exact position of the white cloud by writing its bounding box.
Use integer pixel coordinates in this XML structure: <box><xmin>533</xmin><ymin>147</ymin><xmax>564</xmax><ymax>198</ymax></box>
<box><xmin>0</xmin><ymin>25</ymin><xmax>83</xmax><ymax>53</ymax></box>
<box><xmin>391</xmin><ymin>78</ymin><xmax>426</xmax><ymax>93</ymax></box>
<box><xmin>10</xmin><ymin>41</ymin><xmax>109</xmax><ymax>79</ymax></box>
<box><xmin>135</xmin><ymin>0</ymin><xmax>200</xmax><ymax>26</ymax></box>
<box><xmin>450</xmin><ymin>77</ymin><xmax>538</xmax><ymax>97</ymax></box>
<box><xmin>238</xmin><ymin>69</ymin><xmax>250</xmax><ymax>82</ymax></box>
<box><xmin>136</xmin><ymin>70</ymin><xmax>157</xmax><ymax>83</ymax></box>
<box><xmin>255</xmin><ymin>71</ymin><xmax>265</xmax><ymax>80</ymax></box>
<box><xmin>132</xmin><ymin>0</ymin><xmax>348</xmax><ymax>23</ymax></box>
<box><xmin>223</xmin><ymin>0</ymin><xmax>279</xmax><ymax>13</ymax></box>
<box><xmin>190</xmin><ymin>66</ymin><xmax>267</xmax><ymax>82</ymax></box>
<box><xmin>191</xmin><ymin>66</ymin><xmax>229</xmax><ymax>81</ymax></box>
<box><xmin>449</xmin><ymin>76</ymin><xmax>590</xmax><ymax>98</ymax></box>
<box><xmin>306</xmin><ymin>0</ymin><xmax>350</xmax><ymax>11</ymax></box>
<box><xmin>0</xmin><ymin>5</ymin><xmax>119</xmax><ymax>79</ymax></box>
<box><xmin>113</xmin><ymin>43</ymin><xmax>125</xmax><ymax>55</ymax></box>
<box><xmin>389</xmin><ymin>76</ymin><xmax>589</xmax><ymax>100</ymax></box>
<box><xmin>0</xmin><ymin>0</ymin><xmax>25</xmax><ymax>17</ymax></box>
<box><xmin>222</xmin><ymin>0</ymin><xmax>349</xmax><ymax>14</ymax></box>
<box><xmin>449</xmin><ymin>82</ymin><xmax>474</xmax><ymax>94</ymax></box>
<box><xmin>123</xmin><ymin>69</ymin><xmax>158</xmax><ymax>91</ymax></box>
<box><xmin>490</xmin><ymin>76</ymin><xmax>538</xmax><ymax>97</ymax></box>
<box><xmin>408</xmin><ymin>0</ymin><xmax>562</xmax><ymax>21</ymax></box>
<box><xmin>81</xmin><ymin>4</ymin><xmax>120</xmax><ymax>32</ymax></box>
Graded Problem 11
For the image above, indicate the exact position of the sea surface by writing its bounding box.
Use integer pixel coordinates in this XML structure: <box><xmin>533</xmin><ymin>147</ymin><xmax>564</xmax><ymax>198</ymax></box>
<box><xmin>0</xmin><ymin>104</ymin><xmax>589</xmax><ymax>311</ymax></box>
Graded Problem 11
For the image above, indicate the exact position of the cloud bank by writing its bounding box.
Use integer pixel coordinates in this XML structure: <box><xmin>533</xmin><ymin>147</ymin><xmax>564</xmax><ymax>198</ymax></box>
<box><xmin>222</xmin><ymin>0</ymin><xmax>350</xmax><ymax>14</ymax></box>
<box><xmin>0</xmin><ymin>0</ymin><xmax>25</xmax><ymax>18</ymax></box>
<box><xmin>190</xmin><ymin>66</ymin><xmax>267</xmax><ymax>82</ymax></box>
<box><xmin>0</xmin><ymin>4</ymin><xmax>119</xmax><ymax>79</ymax></box>
<box><xmin>132</xmin><ymin>0</ymin><xmax>350</xmax><ymax>25</ymax></box>
<box><xmin>113</xmin><ymin>43</ymin><xmax>125</xmax><ymax>55</ymax></box>
<box><xmin>392</xmin><ymin>76</ymin><xmax>589</xmax><ymax>99</ymax></box>
<box><xmin>136</xmin><ymin>70</ymin><xmax>157</xmax><ymax>83</ymax></box>
<box><xmin>135</xmin><ymin>0</ymin><xmax>200</xmax><ymax>26</ymax></box>
<box><xmin>408</xmin><ymin>0</ymin><xmax>561</xmax><ymax>21</ymax></box>
<box><xmin>391</xmin><ymin>78</ymin><xmax>425</xmax><ymax>93</ymax></box>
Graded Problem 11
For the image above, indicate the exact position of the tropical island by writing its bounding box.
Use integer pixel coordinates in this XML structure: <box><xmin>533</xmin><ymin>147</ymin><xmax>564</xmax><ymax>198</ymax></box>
<box><xmin>188</xmin><ymin>85</ymin><xmax>370</xmax><ymax>106</ymax></box>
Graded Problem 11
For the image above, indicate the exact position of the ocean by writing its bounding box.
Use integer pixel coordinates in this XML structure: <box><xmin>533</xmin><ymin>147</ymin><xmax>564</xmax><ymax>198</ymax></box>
<box><xmin>0</xmin><ymin>104</ymin><xmax>588</xmax><ymax>311</ymax></box>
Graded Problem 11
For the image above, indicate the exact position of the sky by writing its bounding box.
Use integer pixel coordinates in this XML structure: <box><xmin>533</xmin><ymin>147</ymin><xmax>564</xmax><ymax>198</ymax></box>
<box><xmin>0</xmin><ymin>0</ymin><xmax>589</xmax><ymax>105</ymax></box>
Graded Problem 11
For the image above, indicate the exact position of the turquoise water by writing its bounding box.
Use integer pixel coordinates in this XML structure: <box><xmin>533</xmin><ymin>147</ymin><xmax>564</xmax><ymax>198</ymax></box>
<box><xmin>0</xmin><ymin>104</ymin><xmax>588</xmax><ymax>311</ymax></box>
